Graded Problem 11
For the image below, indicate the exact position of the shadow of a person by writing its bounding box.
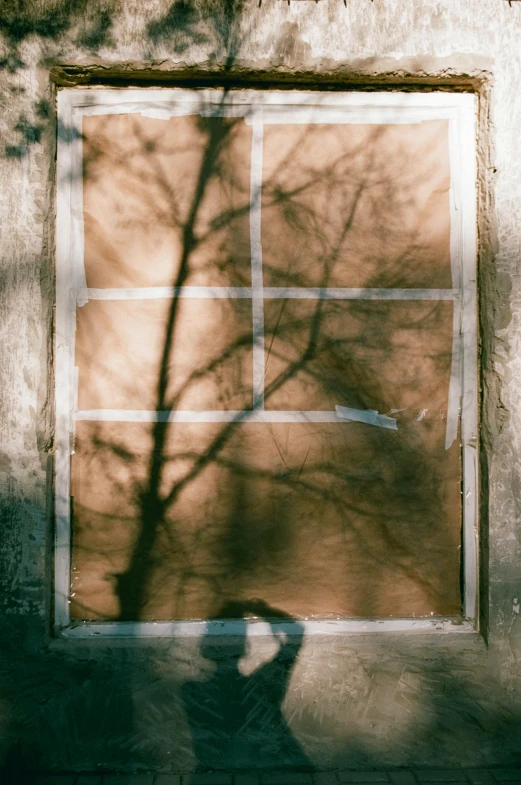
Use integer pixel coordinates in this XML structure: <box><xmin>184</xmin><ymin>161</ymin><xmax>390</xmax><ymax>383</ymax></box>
<box><xmin>181</xmin><ymin>599</ymin><xmax>313</xmax><ymax>771</ymax></box>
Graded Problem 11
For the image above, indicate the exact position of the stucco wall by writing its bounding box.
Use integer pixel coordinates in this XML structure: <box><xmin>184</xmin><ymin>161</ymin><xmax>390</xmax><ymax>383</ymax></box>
<box><xmin>1</xmin><ymin>0</ymin><xmax>521</xmax><ymax>773</ymax></box>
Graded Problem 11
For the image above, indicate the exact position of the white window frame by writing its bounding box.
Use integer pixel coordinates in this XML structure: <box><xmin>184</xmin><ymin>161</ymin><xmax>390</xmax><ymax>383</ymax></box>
<box><xmin>55</xmin><ymin>88</ymin><xmax>478</xmax><ymax>639</ymax></box>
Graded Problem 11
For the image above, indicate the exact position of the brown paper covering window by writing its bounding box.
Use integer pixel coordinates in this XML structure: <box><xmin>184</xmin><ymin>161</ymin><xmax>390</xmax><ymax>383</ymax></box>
<box><xmin>76</xmin><ymin>298</ymin><xmax>253</xmax><ymax>412</ymax></box>
<box><xmin>82</xmin><ymin>114</ymin><xmax>252</xmax><ymax>289</ymax></box>
<box><xmin>71</xmin><ymin>111</ymin><xmax>462</xmax><ymax>622</ymax></box>
<box><xmin>261</xmin><ymin>121</ymin><xmax>451</xmax><ymax>289</ymax></box>
<box><xmin>71</xmin><ymin>420</ymin><xmax>461</xmax><ymax>621</ymax></box>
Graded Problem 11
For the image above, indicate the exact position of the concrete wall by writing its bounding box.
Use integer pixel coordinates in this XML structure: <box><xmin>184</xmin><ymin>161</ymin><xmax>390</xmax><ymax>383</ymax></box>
<box><xmin>1</xmin><ymin>0</ymin><xmax>521</xmax><ymax>773</ymax></box>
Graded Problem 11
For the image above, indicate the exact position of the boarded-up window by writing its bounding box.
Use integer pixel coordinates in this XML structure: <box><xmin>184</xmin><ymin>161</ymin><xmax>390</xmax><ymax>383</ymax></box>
<box><xmin>55</xmin><ymin>90</ymin><xmax>478</xmax><ymax>632</ymax></box>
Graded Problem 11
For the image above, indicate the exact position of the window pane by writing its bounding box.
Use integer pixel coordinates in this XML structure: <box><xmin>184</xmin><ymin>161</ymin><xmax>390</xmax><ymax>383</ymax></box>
<box><xmin>76</xmin><ymin>298</ymin><xmax>253</xmax><ymax>411</ymax></box>
<box><xmin>82</xmin><ymin>113</ymin><xmax>252</xmax><ymax>289</ymax></box>
<box><xmin>261</xmin><ymin>121</ymin><xmax>451</xmax><ymax>289</ymax></box>
<box><xmin>263</xmin><ymin>299</ymin><xmax>454</xmax><ymax>412</ymax></box>
<box><xmin>71</xmin><ymin>420</ymin><xmax>461</xmax><ymax>620</ymax></box>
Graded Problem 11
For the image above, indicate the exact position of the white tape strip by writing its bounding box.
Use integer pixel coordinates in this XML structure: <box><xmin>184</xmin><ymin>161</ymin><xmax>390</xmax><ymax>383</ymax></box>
<box><xmin>445</xmin><ymin>287</ymin><xmax>462</xmax><ymax>450</ymax></box>
<box><xmin>80</xmin><ymin>103</ymin><xmax>203</xmax><ymax>118</ymax></box>
<box><xmin>448</xmin><ymin>118</ymin><xmax>463</xmax><ymax>294</ymax></box>
<box><xmin>76</xmin><ymin>409</ymin><xmax>345</xmax><ymax>424</ymax></box>
<box><xmin>140</xmin><ymin>106</ymin><xmax>201</xmax><ymax>119</ymax></box>
<box><xmin>70</xmin><ymin>107</ymin><xmax>88</xmax><ymax>305</ymax></box>
<box><xmin>70</xmin><ymin>365</ymin><xmax>79</xmax><ymax>452</ymax></box>
<box><xmin>458</xmin><ymin>99</ymin><xmax>478</xmax><ymax>621</ymax></box>
<box><xmin>250</xmin><ymin>115</ymin><xmax>265</xmax><ymax>410</ymax></box>
<box><xmin>82</xmin><ymin>286</ymin><xmax>457</xmax><ymax>302</ymax></box>
<box><xmin>335</xmin><ymin>405</ymin><xmax>398</xmax><ymax>430</ymax></box>
<box><xmin>245</xmin><ymin>108</ymin><xmax>438</xmax><ymax>126</ymax></box>
<box><xmin>445</xmin><ymin>116</ymin><xmax>464</xmax><ymax>449</ymax></box>
<box><xmin>262</xmin><ymin>288</ymin><xmax>457</xmax><ymax>301</ymax></box>
<box><xmin>83</xmin><ymin>286</ymin><xmax>254</xmax><ymax>300</ymax></box>
<box><xmin>75</xmin><ymin>99</ymin><xmax>461</xmax><ymax>126</ymax></box>
<box><xmin>81</xmin><ymin>103</ymin><xmax>251</xmax><ymax>121</ymax></box>
<box><xmin>55</xmin><ymin>91</ymin><xmax>78</xmax><ymax>629</ymax></box>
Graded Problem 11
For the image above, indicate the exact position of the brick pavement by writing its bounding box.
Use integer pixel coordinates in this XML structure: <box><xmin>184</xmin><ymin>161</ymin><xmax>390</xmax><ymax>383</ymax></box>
<box><xmin>1</xmin><ymin>770</ymin><xmax>520</xmax><ymax>785</ymax></box>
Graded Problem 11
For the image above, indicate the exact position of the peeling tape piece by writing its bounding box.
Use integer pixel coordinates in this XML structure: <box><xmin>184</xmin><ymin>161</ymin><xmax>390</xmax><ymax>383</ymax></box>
<box><xmin>335</xmin><ymin>405</ymin><xmax>398</xmax><ymax>431</ymax></box>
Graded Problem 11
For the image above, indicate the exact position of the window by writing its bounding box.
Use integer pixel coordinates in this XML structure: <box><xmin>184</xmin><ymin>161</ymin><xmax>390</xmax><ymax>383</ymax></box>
<box><xmin>55</xmin><ymin>89</ymin><xmax>477</xmax><ymax>637</ymax></box>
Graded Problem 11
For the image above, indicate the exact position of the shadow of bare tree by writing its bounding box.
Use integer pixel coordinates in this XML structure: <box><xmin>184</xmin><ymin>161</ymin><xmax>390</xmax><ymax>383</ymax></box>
<box><xmin>69</xmin><ymin>90</ymin><xmax>459</xmax><ymax>626</ymax></box>
<box><xmin>1</xmin><ymin>2</ymin><xmax>511</xmax><ymax>779</ymax></box>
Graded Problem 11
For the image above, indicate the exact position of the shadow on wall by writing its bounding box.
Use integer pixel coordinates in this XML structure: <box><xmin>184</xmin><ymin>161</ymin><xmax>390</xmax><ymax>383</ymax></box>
<box><xmin>58</xmin><ymin>85</ymin><xmax>461</xmax><ymax>770</ymax></box>
<box><xmin>0</xmin><ymin>0</ymin><xmax>115</xmax><ymax>158</ymax></box>
<box><xmin>2</xmin><ymin>615</ymin><xmax>521</xmax><ymax>775</ymax></box>
<box><xmin>0</xmin><ymin>616</ymin><xmax>136</xmax><ymax>779</ymax></box>
<box><xmin>0</xmin><ymin>0</ymin><xmax>249</xmax><ymax>158</ymax></box>
<box><xmin>70</xmin><ymin>99</ymin><xmax>460</xmax><ymax>624</ymax></box>
<box><xmin>182</xmin><ymin>601</ymin><xmax>312</xmax><ymax>771</ymax></box>
<box><xmin>3</xmin><ymin>0</ymin><xmax>521</xmax><ymax>778</ymax></box>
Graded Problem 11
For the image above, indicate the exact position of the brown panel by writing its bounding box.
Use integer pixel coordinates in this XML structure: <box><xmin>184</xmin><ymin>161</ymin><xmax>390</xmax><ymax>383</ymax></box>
<box><xmin>82</xmin><ymin>114</ymin><xmax>252</xmax><ymax>289</ymax></box>
<box><xmin>263</xmin><ymin>299</ymin><xmax>454</xmax><ymax>413</ymax></box>
<box><xmin>75</xmin><ymin>297</ymin><xmax>253</xmax><ymax>411</ymax></box>
<box><xmin>71</xmin><ymin>417</ymin><xmax>461</xmax><ymax>621</ymax></box>
<box><xmin>71</xmin><ymin>113</ymin><xmax>462</xmax><ymax>624</ymax></box>
<box><xmin>261</xmin><ymin>121</ymin><xmax>451</xmax><ymax>289</ymax></box>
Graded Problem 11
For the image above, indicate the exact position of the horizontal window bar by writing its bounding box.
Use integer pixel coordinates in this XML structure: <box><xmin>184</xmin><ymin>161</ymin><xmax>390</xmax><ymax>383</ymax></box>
<box><xmin>81</xmin><ymin>286</ymin><xmax>458</xmax><ymax>302</ymax></box>
<box><xmin>76</xmin><ymin>409</ymin><xmax>347</xmax><ymax>423</ymax></box>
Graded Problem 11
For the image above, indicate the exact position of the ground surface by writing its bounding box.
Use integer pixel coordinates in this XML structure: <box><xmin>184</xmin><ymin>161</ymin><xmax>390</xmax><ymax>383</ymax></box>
<box><xmin>3</xmin><ymin>769</ymin><xmax>521</xmax><ymax>785</ymax></box>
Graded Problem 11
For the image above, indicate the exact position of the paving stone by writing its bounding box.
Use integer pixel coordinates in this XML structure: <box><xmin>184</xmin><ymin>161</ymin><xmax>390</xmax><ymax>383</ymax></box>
<box><xmin>415</xmin><ymin>773</ymin><xmax>467</xmax><ymax>782</ymax></box>
<box><xmin>155</xmin><ymin>776</ymin><xmax>182</xmax><ymax>785</ymax></box>
<box><xmin>261</xmin><ymin>774</ymin><xmax>313</xmax><ymax>785</ymax></box>
<box><xmin>388</xmin><ymin>772</ymin><xmax>418</xmax><ymax>785</ymax></box>
<box><xmin>388</xmin><ymin>772</ymin><xmax>417</xmax><ymax>785</ymax></box>
<box><xmin>183</xmin><ymin>775</ymin><xmax>233</xmax><ymax>785</ymax></box>
<box><xmin>77</xmin><ymin>777</ymin><xmax>103</xmax><ymax>785</ymax></box>
<box><xmin>313</xmin><ymin>774</ymin><xmax>339</xmax><ymax>785</ymax></box>
<box><xmin>8</xmin><ymin>770</ymin><xmax>516</xmax><ymax>785</ymax></box>
<box><xmin>464</xmin><ymin>771</ymin><xmax>495</xmax><ymax>784</ymax></box>
<box><xmin>337</xmin><ymin>774</ymin><xmax>389</xmax><ymax>784</ymax></box>
<box><xmin>234</xmin><ymin>773</ymin><xmax>261</xmax><ymax>785</ymax></box>
<box><xmin>494</xmin><ymin>774</ymin><xmax>521</xmax><ymax>785</ymax></box>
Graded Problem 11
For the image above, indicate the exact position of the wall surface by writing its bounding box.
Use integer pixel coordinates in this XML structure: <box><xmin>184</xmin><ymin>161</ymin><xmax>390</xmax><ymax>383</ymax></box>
<box><xmin>1</xmin><ymin>0</ymin><xmax>521</xmax><ymax>774</ymax></box>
